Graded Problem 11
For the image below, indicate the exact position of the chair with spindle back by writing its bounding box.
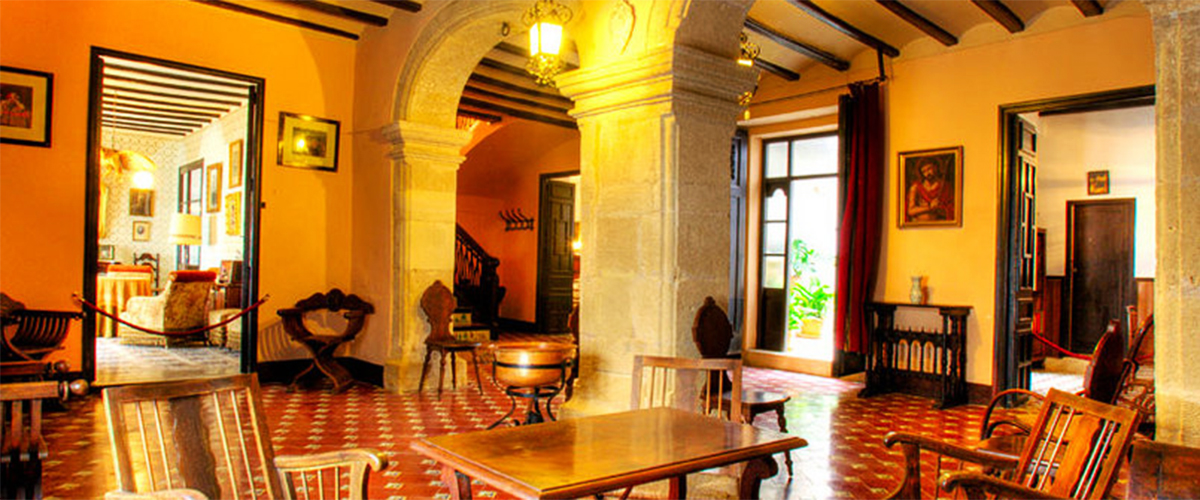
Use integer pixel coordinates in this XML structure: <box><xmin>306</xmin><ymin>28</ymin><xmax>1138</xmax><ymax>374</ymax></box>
<box><xmin>1</xmin><ymin>293</ymin><xmax>82</xmax><ymax>381</ymax></box>
<box><xmin>102</xmin><ymin>374</ymin><xmax>386</xmax><ymax>500</ymax></box>
<box><xmin>2</xmin><ymin>379</ymin><xmax>86</xmax><ymax>500</ymax></box>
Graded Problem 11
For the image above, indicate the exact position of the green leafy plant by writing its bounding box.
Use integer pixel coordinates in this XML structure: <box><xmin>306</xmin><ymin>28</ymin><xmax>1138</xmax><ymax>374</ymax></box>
<box><xmin>787</xmin><ymin>239</ymin><xmax>833</xmax><ymax>331</ymax></box>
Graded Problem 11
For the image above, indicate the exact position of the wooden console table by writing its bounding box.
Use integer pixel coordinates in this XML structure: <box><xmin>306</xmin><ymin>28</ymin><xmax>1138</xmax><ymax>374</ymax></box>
<box><xmin>860</xmin><ymin>302</ymin><xmax>972</xmax><ymax>408</ymax></box>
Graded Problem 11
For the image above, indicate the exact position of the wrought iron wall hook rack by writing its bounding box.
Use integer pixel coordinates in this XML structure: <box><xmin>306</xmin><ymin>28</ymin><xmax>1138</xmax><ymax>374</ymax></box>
<box><xmin>500</xmin><ymin>209</ymin><xmax>535</xmax><ymax>231</ymax></box>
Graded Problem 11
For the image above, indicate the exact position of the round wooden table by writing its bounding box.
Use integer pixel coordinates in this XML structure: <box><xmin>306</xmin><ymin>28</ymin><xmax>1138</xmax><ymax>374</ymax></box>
<box><xmin>724</xmin><ymin>389</ymin><xmax>793</xmax><ymax>475</ymax></box>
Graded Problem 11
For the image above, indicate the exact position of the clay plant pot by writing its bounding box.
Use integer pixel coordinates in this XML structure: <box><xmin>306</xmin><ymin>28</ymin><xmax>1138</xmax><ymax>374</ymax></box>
<box><xmin>491</xmin><ymin>342</ymin><xmax>576</xmax><ymax>388</ymax></box>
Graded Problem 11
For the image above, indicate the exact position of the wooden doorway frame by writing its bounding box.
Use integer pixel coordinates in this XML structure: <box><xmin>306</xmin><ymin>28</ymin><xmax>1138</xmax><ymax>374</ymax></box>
<box><xmin>82</xmin><ymin>47</ymin><xmax>266</xmax><ymax>381</ymax></box>
<box><xmin>993</xmin><ymin>85</ymin><xmax>1153</xmax><ymax>397</ymax></box>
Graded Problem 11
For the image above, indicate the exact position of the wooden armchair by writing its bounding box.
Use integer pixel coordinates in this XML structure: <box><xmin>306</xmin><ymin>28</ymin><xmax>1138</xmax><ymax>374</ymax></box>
<box><xmin>103</xmin><ymin>374</ymin><xmax>386</xmax><ymax>500</ymax></box>
<box><xmin>885</xmin><ymin>388</ymin><xmax>1140</xmax><ymax>500</ymax></box>
<box><xmin>278</xmin><ymin>289</ymin><xmax>374</xmax><ymax>393</ymax></box>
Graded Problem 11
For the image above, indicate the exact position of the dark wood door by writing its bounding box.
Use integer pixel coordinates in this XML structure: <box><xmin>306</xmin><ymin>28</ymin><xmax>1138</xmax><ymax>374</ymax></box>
<box><xmin>536</xmin><ymin>179</ymin><xmax>576</xmax><ymax>333</ymax></box>
<box><xmin>1013</xmin><ymin>117</ymin><xmax>1038</xmax><ymax>391</ymax></box>
<box><xmin>1066</xmin><ymin>199</ymin><xmax>1135</xmax><ymax>353</ymax></box>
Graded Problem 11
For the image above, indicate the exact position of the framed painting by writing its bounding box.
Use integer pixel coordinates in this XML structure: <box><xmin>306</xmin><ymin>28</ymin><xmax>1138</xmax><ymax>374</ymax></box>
<box><xmin>898</xmin><ymin>146</ymin><xmax>963</xmax><ymax>228</ymax></box>
<box><xmin>225</xmin><ymin>192</ymin><xmax>242</xmax><ymax>236</ymax></box>
<box><xmin>0</xmin><ymin>66</ymin><xmax>53</xmax><ymax>147</ymax></box>
<box><xmin>99</xmin><ymin>244</ymin><xmax>116</xmax><ymax>261</ymax></box>
<box><xmin>228</xmin><ymin>139</ymin><xmax>244</xmax><ymax>188</ymax></box>
<box><xmin>277</xmin><ymin>112</ymin><xmax>339</xmax><ymax>172</ymax></box>
<box><xmin>129</xmin><ymin>189</ymin><xmax>154</xmax><ymax>217</ymax></box>
<box><xmin>1087</xmin><ymin>170</ymin><xmax>1109</xmax><ymax>195</ymax></box>
<box><xmin>206</xmin><ymin>163</ymin><xmax>223</xmax><ymax>213</ymax></box>
<box><xmin>132</xmin><ymin>220</ymin><xmax>151</xmax><ymax>242</ymax></box>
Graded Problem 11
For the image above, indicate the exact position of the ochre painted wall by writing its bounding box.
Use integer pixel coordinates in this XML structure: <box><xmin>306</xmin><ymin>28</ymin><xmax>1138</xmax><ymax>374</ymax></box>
<box><xmin>0</xmin><ymin>0</ymin><xmax>358</xmax><ymax>368</ymax></box>
<box><xmin>745</xmin><ymin>11</ymin><xmax>1154</xmax><ymax>384</ymax></box>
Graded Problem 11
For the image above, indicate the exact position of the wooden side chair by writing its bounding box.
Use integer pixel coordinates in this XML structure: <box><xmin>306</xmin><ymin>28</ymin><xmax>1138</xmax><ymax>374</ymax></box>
<box><xmin>0</xmin><ymin>292</ymin><xmax>82</xmax><ymax>365</ymax></box>
<box><xmin>102</xmin><ymin>374</ymin><xmax>386</xmax><ymax>500</ymax></box>
<box><xmin>885</xmin><ymin>388</ymin><xmax>1140</xmax><ymax>500</ymax></box>
<box><xmin>691</xmin><ymin>296</ymin><xmax>794</xmax><ymax>475</ymax></box>
<box><xmin>2</xmin><ymin>379</ymin><xmax>86</xmax><ymax>500</ymax></box>
<box><xmin>418</xmin><ymin>280</ymin><xmax>483</xmax><ymax>397</ymax></box>
<box><xmin>278</xmin><ymin>289</ymin><xmax>374</xmax><ymax>393</ymax></box>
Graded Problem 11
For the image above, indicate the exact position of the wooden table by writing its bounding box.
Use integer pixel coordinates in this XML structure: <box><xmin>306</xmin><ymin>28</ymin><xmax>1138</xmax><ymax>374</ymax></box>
<box><xmin>412</xmin><ymin>407</ymin><xmax>807</xmax><ymax>500</ymax></box>
<box><xmin>96</xmin><ymin>273</ymin><xmax>152</xmax><ymax>337</ymax></box>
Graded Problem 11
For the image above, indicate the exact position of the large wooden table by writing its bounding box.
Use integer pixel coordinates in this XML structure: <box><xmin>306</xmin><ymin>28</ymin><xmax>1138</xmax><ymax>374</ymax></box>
<box><xmin>412</xmin><ymin>407</ymin><xmax>807</xmax><ymax>500</ymax></box>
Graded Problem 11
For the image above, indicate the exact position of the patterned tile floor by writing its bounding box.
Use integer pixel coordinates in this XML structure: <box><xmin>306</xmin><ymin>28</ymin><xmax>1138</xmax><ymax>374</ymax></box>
<box><xmin>94</xmin><ymin>337</ymin><xmax>240</xmax><ymax>386</ymax></box>
<box><xmin>41</xmin><ymin>341</ymin><xmax>1101</xmax><ymax>500</ymax></box>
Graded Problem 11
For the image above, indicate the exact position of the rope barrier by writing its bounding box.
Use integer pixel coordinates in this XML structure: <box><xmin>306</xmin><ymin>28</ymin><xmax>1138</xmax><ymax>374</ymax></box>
<box><xmin>1029</xmin><ymin>330</ymin><xmax>1091</xmax><ymax>361</ymax></box>
<box><xmin>72</xmin><ymin>293</ymin><xmax>269</xmax><ymax>337</ymax></box>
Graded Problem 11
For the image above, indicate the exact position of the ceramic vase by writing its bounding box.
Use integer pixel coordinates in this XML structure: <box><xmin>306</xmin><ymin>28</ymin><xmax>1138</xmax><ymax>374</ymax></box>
<box><xmin>910</xmin><ymin>276</ymin><xmax>926</xmax><ymax>304</ymax></box>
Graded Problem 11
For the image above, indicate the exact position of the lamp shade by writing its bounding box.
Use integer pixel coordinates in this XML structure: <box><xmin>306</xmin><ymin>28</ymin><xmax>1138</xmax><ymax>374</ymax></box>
<box><xmin>169</xmin><ymin>214</ymin><xmax>202</xmax><ymax>246</ymax></box>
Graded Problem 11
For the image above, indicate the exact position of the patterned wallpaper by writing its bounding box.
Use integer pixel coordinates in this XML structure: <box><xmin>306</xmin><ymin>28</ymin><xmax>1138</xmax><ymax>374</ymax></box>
<box><xmin>98</xmin><ymin>105</ymin><xmax>248</xmax><ymax>277</ymax></box>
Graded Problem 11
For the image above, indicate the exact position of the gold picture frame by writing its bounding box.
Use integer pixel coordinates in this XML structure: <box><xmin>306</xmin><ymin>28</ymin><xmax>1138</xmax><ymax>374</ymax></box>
<box><xmin>228</xmin><ymin>139</ymin><xmax>244</xmax><ymax>188</ymax></box>
<box><xmin>206</xmin><ymin>162</ymin><xmax>223</xmax><ymax>213</ymax></box>
<box><xmin>132</xmin><ymin>220</ymin><xmax>151</xmax><ymax>242</ymax></box>
<box><xmin>277</xmin><ymin>112</ymin><xmax>339</xmax><ymax>172</ymax></box>
<box><xmin>898</xmin><ymin>146</ymin><xmax>964</xmax><ymax>228</ymax></box>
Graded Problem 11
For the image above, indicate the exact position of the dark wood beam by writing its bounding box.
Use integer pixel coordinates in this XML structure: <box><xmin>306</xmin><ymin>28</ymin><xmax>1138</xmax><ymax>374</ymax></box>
<box><xmin>103</xmin><ymin>109</ymin><xmax>212</xmax><ymax>125</ymax></box>
<box><xmin>101</xmin><ymin>123</ymin><xmax>189</xmax><ymax>136</ymax></box>
<box><xmin>102</xmin><ymin>112</ymin><xmax>208</xmax><ymax>128</ymax></box>
<box><xmin>103</xmin><ymin>100</ymin><xmax>224</xmax><ymax>119</ymax></box>
<box><xmin>102</xmin><ymin>119</ymin><xmax>194</xmax><ymax>135</ymax></box>
<box><xmin>102</xmin><ymin>75</ymin><xmax>248</xmax><ymax>99</ymax></box>
<box><xmin>456</xmin><ymin>108</ymin><xmax>503</xmax><ymax>123</ymax></box>
<box><xmin>744</xmin><ymin>18</ymin><xmax>850</xmax><ymax>71</ymax></box>
<box><xmin>464</xmin><ymin>85</ymin><xmax>571</xmax><ymax>113</ymax></box>
<box><xmin>291</xmin><ymin>0</ymin><xmax>388</xmax><ymax>26</ymax></box>
<box><xmin>103</xmin><ymin>62</ymin><xmax>253</xmax><ymax>90</ymax></box>
<box><xmin>468</xmin><ymin>73</ymin><xmax>570</xmax><ymax>104</ymax></box>
<box><xmin>875</xmin><ymin>0</ymin><xmax>958</xmax><ymax>47</ymax></box>
<box><xmin>1071</xmin><ymin>0</ymin><xmax>1104</xmax><ymax>17</ymax></box>
<box><xmin>1039</xmin><ymin>96</ymin><xmax>1155</xmax><ymax>117</ymax></box>
<box><xmin>104</xmin><ymin>87</ymin><xmax>243</xmax><ymax>107</ymax></box>
<box><xmin>754</xmin><ymin>58</ymin><xmax>800</xmax><ymax>81</ymax></box>
<box><xmin>459</xmin><ymin>97</ymin><xmax>576</xmax><ymax>130</ymax></box>
<box><xmin>190</xmin><ymin>0</ymin><xmax>359</xmax><ymax>40</ymax></box>
<box><xmin>971</xmin><ymin>0</ymin><xmax>1025</xmax><ymax>33</ymax></box>
<box><xmin>102</xmin><ymin>94</ymin><xmax>232</xmax><ymax>113</ymax></box>
<box><xmin>786</xmin><ymin>0</ymin><xmax>900</xmax><ymax>57</ymax></box>
<box><xmin>370</xmin><ymin>0</ymin><xmax>421</xmax><ymax>13</ymax></box>
<box><xmin>494</xmin><ymin>42</ymin><xmax>580</xmax><ymax>70</ymax></box>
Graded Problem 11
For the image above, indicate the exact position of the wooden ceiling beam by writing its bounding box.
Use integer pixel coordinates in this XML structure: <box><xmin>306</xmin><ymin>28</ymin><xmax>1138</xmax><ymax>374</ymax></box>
<box><xmin>102</xmin><ymin>119</ymin><xmax>194</xmax><ymax>135</ymax></box>
<box><xmin>754</xmin><ymin>58</ymin><xmax>800</xmax><ymax>81</ymax></box>
<box><xmin>104</xmin><ymin>63</ymin><xmax>253</xmax><ymax>90</ymax></box>
<box><xmin>190</xmin><ymin>0</ymin><xmax>359</xmax><ymax>40</ymax></box>
<box><xmin>494</xmin><ymin>42</ymin><xmax>579</xmax><ymax>70</ymax></box>
<box><xmin>459</xmin><ymin>97</ymin><xmax>576</xmax><ymax>130</ymax></box>
<box><xmin>787</xmin><ymin>0</ymin><xmax>900</xmax><ymax>57</ymax></box>
<box><xmin>464</xmin><ymin>85</ymin><xmax>571</xmax><ymax>113</ymax></box>
<box><xmin>468</xmin><ymin>73</ymin><xmax>569</xmax><ymax>104</ymax></box>
<box><xmin>370</xmin><ymin>0</ymin><xmax>421</xmax><ymax>13</ymax></box>
<box><xmin>103</xmin><ymin>100</ymin><xmax>224</xmax><ymax>119</ymax></box>
<box><xmin>971</xmin><ymin>0</ymin><xmax>1025</xmax><ymax>33</ymax></box>
<box><xmin>103</xmin><ymin>75</ymin><xmax>248</xmax><ymax>99</ymax></box>
<box><xmin>875</xmin><ymin>0</ymin><xmax>958</xmax><ymax>47</ymax></box>
<box><xmin>104</xmin><ymin>87</ymin><xmax>244</xmax><ymax>107</ymax></box>
<box><xmin>103</xmin><ymin>94</ymin><xmax>232</xmax><ymax>113</ymax></box>
<box><xmin>291</xmin><ymin>0</ymin><xmax>388</xmax><ymax>26</ymax></box>
<box><xmin>456</xmin><ymin>108</ymin><xmax>503</xmax><ymax>123</ymax></box>
<box><xmin>102</xmin><ymin>112</ymin><xmax>208</xmax><ymax>129</ymax></box>
<box><xmin>744</xmin><ymin>18</ymin><xmax>850</xmax><ymax>71</ymax></box>
<box><xmin>101</xmin><ymin>123</ymin><xmax>189</xmax><ymax>136</ymax></box>
<box><xmin>1071</xmin><ymin>0</ymin><xmax>1104</xmax><ymax>17</ymax></box>
<box><xmin>103</xmin><ymin>109</ymin><xmax>212</xmax><ymax>125</ymax></box>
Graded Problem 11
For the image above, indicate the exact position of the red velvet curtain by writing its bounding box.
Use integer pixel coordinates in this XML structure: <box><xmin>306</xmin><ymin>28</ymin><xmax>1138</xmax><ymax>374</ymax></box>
<box><xmin>834</xmin><ymin>82</ymin><xmax>884</xmax><ymax>354</ymax></box>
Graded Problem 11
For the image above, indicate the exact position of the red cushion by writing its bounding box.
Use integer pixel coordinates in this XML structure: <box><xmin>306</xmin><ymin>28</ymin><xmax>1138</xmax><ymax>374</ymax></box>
<box><xmin>108</xmin><ymin>264</ymin><xmax>153</xmax><ymax>274</ymax></box>
<box><xmin>172</xmin><ymin>270</ymin><xmax>217</xmax><ymax>283</ymax></box>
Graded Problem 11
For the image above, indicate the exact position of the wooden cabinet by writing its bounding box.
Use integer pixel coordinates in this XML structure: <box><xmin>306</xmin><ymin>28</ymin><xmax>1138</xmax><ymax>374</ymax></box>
<box><xmin>861</xmin><ymin>302</ymin><xmax>972</xmax><ymax>408</ymax></box>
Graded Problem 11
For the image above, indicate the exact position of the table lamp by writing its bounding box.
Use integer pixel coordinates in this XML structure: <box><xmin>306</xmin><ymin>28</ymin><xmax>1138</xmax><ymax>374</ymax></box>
<box><xmin>169</xmin><ymin>213</ymin><xmax>202</xmax><ymax>269</ymax></box>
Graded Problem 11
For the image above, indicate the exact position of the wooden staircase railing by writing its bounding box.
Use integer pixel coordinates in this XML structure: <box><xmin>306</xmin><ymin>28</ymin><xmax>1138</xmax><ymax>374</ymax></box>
<box><xmin>455</xmin><ymin>225</ymin><xmax>503</xmax><ymax>335</ymax></box>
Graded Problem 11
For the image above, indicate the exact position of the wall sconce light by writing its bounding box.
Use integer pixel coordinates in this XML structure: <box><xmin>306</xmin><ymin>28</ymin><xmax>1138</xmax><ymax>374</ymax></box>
<box><xmin>523</xmin><ymin>0</ymin><xmax>573</xmax><ymax>87</ymax></box>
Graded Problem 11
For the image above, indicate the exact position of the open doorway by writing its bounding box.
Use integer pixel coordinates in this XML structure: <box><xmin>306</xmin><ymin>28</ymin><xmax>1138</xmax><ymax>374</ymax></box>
<box><xmin>83</xmin><ymin>48</ymin><xmax>264</xmax><ymax>386</ymax></box>
<box><xmin>536</xmin><ymin>172</ymin><xmax>579</xmax><ymax>334</ymax></box>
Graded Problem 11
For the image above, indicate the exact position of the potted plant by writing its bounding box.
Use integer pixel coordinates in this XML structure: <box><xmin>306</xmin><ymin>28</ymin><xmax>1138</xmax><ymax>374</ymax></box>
<box><xmin>787</xmin><ymin>240</ymin><xmax>833</xmax><ymax>339</ymax></box>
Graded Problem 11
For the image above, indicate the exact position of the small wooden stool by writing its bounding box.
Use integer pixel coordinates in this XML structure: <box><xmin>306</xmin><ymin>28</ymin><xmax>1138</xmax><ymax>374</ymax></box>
<box><xmin>278</xmin><ymin>289</ymin><xmax>374</xmax><ymax>393</ymax></box>
<box><xmin>418</xmin><ymin>281</ymin><xmax>483</xmax><ymax>398</ymax></box>
<box><xmin>725</xmin><ymin>389</ymin><xmax>794</xmax><ymax>475</ymax></box>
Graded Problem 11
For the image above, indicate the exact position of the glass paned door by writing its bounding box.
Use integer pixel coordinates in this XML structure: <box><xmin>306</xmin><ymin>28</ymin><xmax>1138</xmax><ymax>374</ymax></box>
<box><xmin>756</xmin><ymin>133</ymin><xmax>840</xmax><ymax>363</ymax></box>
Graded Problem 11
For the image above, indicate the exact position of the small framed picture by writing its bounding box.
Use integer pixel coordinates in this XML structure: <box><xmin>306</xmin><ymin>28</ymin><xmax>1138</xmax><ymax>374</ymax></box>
<box><xmin>1087</xmin><ymin>170</ymin><xmax>1109</xmax><ymax>195</ymax></box>
<box><xmin>129</xmin><ymin>189</ymin><xmax>155</xmax><ymax>217</ymax></box>
<box><xmin>206</xmin><ymin>163</ymin><xmax>223</xmax><ymax>213</ymax></box>
<box><xmin>898</xmin><ymin>146</ymin><xmax>964</xmax><ymax>228</ymax></box>
<box><xmin>132</xmin><ymin>221</ymin><xmax>151</xmax><ymax>242</ymax></box>
<box><xmin>0</xmin><ymin>66</ymin><xmax>53</xmax><ymax>147</ymax></box>
<box><xmin>99</xmin><ymin>244</ymin><xmax>116</xmax><ymax>261</ymax></box>
<box><xmin>225</xmin><ymin>192</ymin><xmax>242</xmax><ymax>236</ymax></box>
<box><xmin>278</xmin><ymin>112</ymin><xmax>339</xmax><ymax>172</ymax></box>
<box><xmin>228</xmin><ymin>139</ymin><xmax>244</xmax><ymax>188</ymax></box>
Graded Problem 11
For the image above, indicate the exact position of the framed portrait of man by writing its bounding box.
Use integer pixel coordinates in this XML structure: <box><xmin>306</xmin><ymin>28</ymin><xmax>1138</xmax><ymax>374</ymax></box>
<box><xmin>898</xmin><ymin>146</ymin><xmax>963</xmax><ymax>228</ymax></box>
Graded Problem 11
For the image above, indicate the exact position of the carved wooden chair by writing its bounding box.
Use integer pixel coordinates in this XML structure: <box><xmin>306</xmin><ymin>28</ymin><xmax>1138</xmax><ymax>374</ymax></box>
<box><xmin>691</xmin><ymin>296</ymin><xmax>794</xmax><ymax>475</ymax></box>
<box><xmin>278</xmin><ymin>289</ymin><xmax>374</xmax><ymax>393</ymax></box>
<box><xmin>564</xmin><ymin>304</ymin><xmax>580</xmax><ymax>401</ymax></box>
<box><xmin>885</xmin><ymin>388</ymin><xmax>1139</xmax><ymax>500</ymax></box>
<box><xmin>602</xmin><ymin>355</ymin><xmax>759</xmax><ymax>500</ymax></box>
<box><xmin>132</xmin><ymin>253</ymin><xmax>161</xmax><ymax>291</ymax></box>
<box><xmin>418</xmin><ymin>280</ymin><xmax>483</xmax><ymax>397</ymax></box>
<box><xmin>2</xmin><ymin>379</ymin><xmax>87</xmax><ymax>500</ymax></box>
<box><xmin>1117</xmin><ymin>314</ymin><xmax>1155</xmax><ymax>436</ymax></box>
<box><xmin>102</xmin><ymin>374</ymin><xmax>386</xmax><ymax>500</ymax></box>
<box><xmin>0</xmin><ymin>292</ymin><xmax>82</xmax><ymax>366</ymax></box>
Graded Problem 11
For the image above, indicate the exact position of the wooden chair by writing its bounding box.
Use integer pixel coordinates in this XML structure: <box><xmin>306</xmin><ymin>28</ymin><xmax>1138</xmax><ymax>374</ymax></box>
<box><xmin>418</xmin><ymin>280</ymin><xmax>483</xmax><ymax>397</ymax></box>
<box><xmin>1117</xmin><ymin>314</ymin><xmax>1155</xmax><ymax>436</ymax></box>
<box><xmin>2</xmin><ymin>380</ymin><xmax>86</xmax><ymax>499</ymax></box>
<box><xmin>278</xmin><ymin>289</ymin><xmax>374</xmax><ymax>393</ymax></box>
<box><xmin>564</xmin><ymin>304</ymin><xmax>580</xmax><ymax>401</ymax></box>
<box><xmin>606</xmin><ymin>355</ymin><xmax>764</xmax><ymax>500</ymax></box>
<box><xmin>1127</xmin><ymin>438</ymin><xmax>1200</xmax><ymax>500</ymax></box>
<box><xmin>102</xmin><ymin>374</ymin><xmax>386</xmax><ymax>500</ymax></box>
<box><xmin>886</xmin><ymin>388</ymin><xmax>1139</xmax><ymax>500</ymax></box>
<box><xmin>691</xmin><ymin>296</ymin><xmax>793</xmax><ymax>475</ymax></box>
<box><xmin>132</xmin><ymin>253</ymin><xmax>161</xmax><ymax>291</ymax></box>
<box><xmin>0</xmin><ymin>292</ymin><xmax>82</xmax><ymax>365</ymax></box>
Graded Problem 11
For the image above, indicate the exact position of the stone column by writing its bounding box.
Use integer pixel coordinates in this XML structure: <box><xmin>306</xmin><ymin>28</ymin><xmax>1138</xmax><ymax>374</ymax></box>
<box><xmin>381</xmin><ymin>120</ymin><xmax>472</xmax><ymax>392</ymax></box>
<box><xmin>556</xmin><ymin>45</ymin><xmax>756</xmax><ymax>415</ymax></box>
<box><xmin>1145</xmin><ymin>0</ymin><xmax>1200</xmax><ymax>447</ymax></box>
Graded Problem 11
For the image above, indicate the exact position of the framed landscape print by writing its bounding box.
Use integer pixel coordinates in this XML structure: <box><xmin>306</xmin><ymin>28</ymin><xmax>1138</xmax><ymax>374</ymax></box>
<box><xmin>898</xmin><ymin>146</ymin><xmax>963</xmax><ymax>228</ymax></box>
<box><xmin>0</xmin><ymin>66</ymin><xmax>53</xmax><ymax>147</ymax></box>
<box><xmin>277</xmin><ymin>112</ymin><xmax>339</xmax><ymax>172</ymax></box>
<box><xmin>228</xmin><ymin>139</ymin><xmax>244</xmax><ymax>188</ymax></box>
<box><xmin>206</xmin><ymin>163</ymin><xmax>223</xmax><ymax>213</ymax></box>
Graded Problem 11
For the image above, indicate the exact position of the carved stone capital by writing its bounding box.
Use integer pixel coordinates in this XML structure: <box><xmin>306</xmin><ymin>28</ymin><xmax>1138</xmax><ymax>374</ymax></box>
<box><xmin>380</xmin><ymin>120</ymin><xmax>471</xmax><ymax>166</ymax></box>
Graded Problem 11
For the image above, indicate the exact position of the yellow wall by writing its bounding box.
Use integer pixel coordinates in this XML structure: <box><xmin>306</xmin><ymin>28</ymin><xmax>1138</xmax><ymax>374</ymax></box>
<box><xmin>0</xmin><ymin>0</ymin><xmax>358</xmax><ymax>367</ymax></box>
<box><xmin>745</xmin><ymin>12</ymin><xmax>1154</xmax><ymax>384</ymax></box>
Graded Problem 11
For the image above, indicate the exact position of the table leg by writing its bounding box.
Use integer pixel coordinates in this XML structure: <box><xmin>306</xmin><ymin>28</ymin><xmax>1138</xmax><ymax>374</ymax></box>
<box><xmin>668</xmin><ymin>475</ymin><xmax>687</xmax><ymax>500</ymax></box>
<box><xmin>441</xmin><ymin>466</ymin><xmax>473</xmax><ymax>500</ymax></box>
<box><xmin>774</xmin><ymin>406</ymin><xmax>793</xmax><ymax>476</ymax></box>
<box><xmin>738</xmin><ymin>456</ymin><xmax>779</xmax><ymax>500</ymax></box>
